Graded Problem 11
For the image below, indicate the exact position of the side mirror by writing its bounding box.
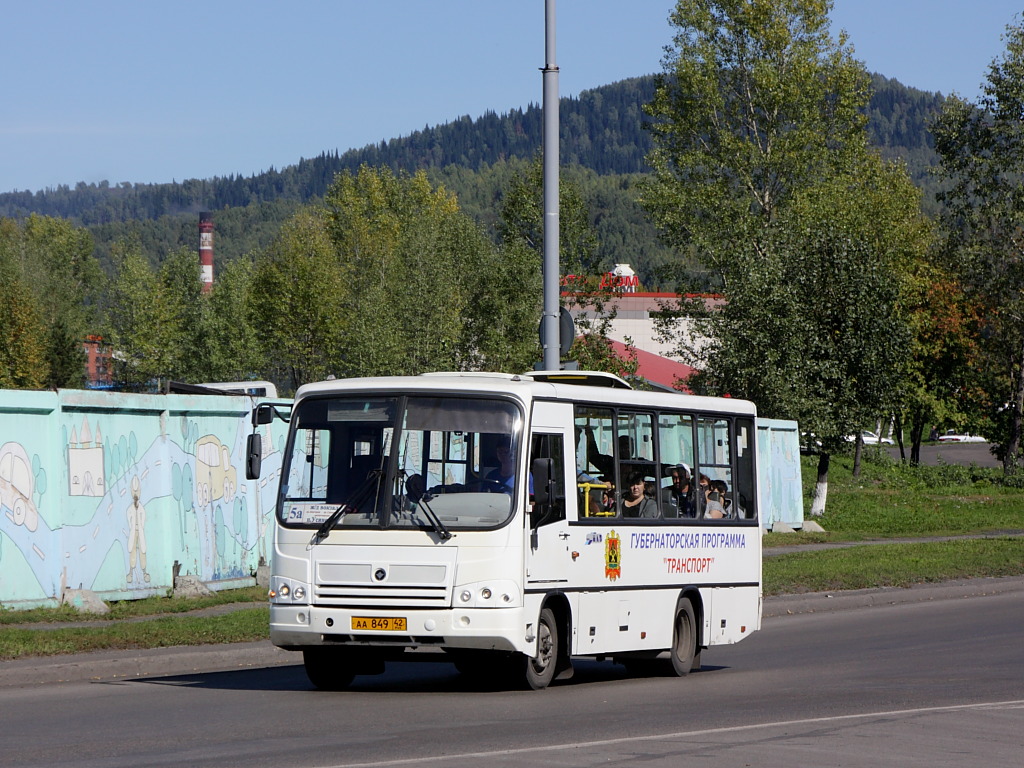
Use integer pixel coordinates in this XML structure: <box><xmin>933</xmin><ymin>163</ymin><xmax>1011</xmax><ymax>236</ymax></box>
<box><xmin>245</xmin><ymin>433</ymin><xmax>263</xmax><ymax>480</ymax></box>
<box><xmin>252</xmin><ymin>404</ymin><xmax>275</xmax><ymax>426</ymax></box>
<box><xmin>531</xmin><ymin>457</ymin><xmax>553</xmax><ymax>506</ymax></box>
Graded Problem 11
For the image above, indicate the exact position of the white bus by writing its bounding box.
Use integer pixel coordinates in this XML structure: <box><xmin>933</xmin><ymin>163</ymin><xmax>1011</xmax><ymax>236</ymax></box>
<box><xmin>247</xmin><ymin>371</ymin><xmax>761</xmax><ymax>690</ymax></box>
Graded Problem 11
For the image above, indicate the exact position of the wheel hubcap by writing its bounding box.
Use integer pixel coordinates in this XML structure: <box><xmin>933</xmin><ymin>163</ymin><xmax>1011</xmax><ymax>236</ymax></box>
<box><xmin>534</xmin><ymin>624</ymin><xmax>553</xmax><ymax>670</ymax></box>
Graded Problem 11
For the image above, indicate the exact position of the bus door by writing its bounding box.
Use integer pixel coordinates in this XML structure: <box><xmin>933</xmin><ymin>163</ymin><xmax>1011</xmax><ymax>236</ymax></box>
<box><xmin>524</xmin><ymin>404</ymin><xmax>575</xmax><ymax>597</ymax></box>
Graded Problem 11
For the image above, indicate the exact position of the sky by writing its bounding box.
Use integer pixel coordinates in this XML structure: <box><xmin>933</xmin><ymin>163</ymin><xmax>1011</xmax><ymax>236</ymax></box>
<box><xmin>1</xmin><ymin>0</ymin><xmax>1021</xmax><ymax>195</ymax></box>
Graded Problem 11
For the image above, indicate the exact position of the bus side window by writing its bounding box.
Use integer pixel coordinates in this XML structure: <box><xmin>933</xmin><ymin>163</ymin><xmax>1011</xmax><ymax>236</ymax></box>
<box><xmin>697</xmin><ymin>418</ymin><xmax>734</xmax><ymax>520</ymax></box>
<box><xmin>619</xmin><ymin>411</ymin><xmax>659</xmax><ymax>518</ymax></box>
<box><xmin>734</xmin><ymin>417</ymin><xmax>756</xmax><ymax>520</ymax></box>
<box><xmin>575</xmin><ymin>408</ymin><xmax>616</xmax><ymax>518</ymax></box>
<box><xmin>530</xmin><ymin>433</ymin><xmax>566</xmax><ymax>527</ymax></box>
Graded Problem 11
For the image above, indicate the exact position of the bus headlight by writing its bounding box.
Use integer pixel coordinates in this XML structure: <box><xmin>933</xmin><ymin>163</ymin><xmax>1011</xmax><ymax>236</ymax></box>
<box><xmin>453</xmin><ymin>580</ymin><xmax>521</xmax><ymax>608</ymax></box>
<box><xmin>269</xmin><ymin>578</ymin><xmax>310</xmax><ymax>604</ymax></box>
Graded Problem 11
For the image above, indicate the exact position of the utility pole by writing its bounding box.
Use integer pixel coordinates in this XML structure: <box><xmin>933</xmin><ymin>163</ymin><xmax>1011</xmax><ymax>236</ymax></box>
<box><xmin>541</xmin><ymin>0</ymin><xmax>561</xmax><ymax>370</ymax></box>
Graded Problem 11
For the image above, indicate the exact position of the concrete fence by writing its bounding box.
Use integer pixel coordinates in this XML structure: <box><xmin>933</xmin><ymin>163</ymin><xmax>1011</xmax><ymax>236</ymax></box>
<box><xmin>756</xmin><ymin>418</ymin><xmax>805</xmax><ymax>531</ymax></box>
<box><xmin>0</xmin><ymin>389</ymin><xmax>805</xmax><ymax>609</ymax></box>
<box><xmin>0</xmin><ymin>388</ymin><xmax>287</xmax><ymax>608</ymax></box>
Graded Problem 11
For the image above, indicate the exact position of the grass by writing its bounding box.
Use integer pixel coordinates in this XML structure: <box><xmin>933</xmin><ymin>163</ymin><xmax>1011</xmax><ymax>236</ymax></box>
<box><xmin>764</xmin><ymin>452</ymin><xmax>1024</xmax><ymax>546</ymax></box>
<box><xmin>0</xmin><ymin>585</ymin><xmax>267</xmax><ymax>625</ymax></box>
<box><xmin>1</xmin><ymin>452</ymin><xmax>1022</xmax><ymax>660</ymax></box>
<box><xmin>764</xmin><ymin>537</ymin><xmax>1024</xmax><ymax>595</ymax></box>
<box><xmin>0</xmin><ymin>606</ymin><xmax>269</xmax><ymax>661</ymax></box>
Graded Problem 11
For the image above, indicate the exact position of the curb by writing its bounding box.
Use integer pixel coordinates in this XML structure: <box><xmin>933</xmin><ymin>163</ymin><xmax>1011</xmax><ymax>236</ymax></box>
<box><xmin>3</xmin><ymin>576</ymin><xmax>1023</xmax><ymax>689</ymax></box>
<box><xmin>0</xmin><ymin>640</ymin><xmax>296</xmax><ymax>689</ymax></box>
<box><xmin>763</xmin><ymin>575</ymin><xmax>1024</xmax><ymax>618</ymax></box>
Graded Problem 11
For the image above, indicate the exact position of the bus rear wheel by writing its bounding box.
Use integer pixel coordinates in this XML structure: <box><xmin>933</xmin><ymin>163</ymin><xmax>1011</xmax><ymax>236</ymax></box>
<box><xmin>302</xmin><ymin>648</ymin><xmax>356</xmax><ymax>691</ymax></box>
<box><xmin>522</xmin><ymin>607</ymin><xmax>558</xmax><ymax>690</ymax></box>
<box><xmin>669</xmin><ymin>599</ymin><xmax>697</xmax><ymax>677</ymax></box>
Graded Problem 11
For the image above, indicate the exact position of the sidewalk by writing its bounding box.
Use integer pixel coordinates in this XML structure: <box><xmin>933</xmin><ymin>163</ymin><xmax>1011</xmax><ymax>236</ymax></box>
<box><xmin>3</xmin><ymin>573</ymin><xmax>1023</xmax><ymax>689</ymax></box>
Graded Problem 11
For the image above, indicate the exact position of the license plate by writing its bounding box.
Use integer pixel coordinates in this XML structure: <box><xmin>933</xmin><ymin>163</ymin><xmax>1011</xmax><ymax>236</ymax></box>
<box><xmin>351</xmin><ymin>616</ymin><xmax>407</xmax><ymax>632</ymax></box>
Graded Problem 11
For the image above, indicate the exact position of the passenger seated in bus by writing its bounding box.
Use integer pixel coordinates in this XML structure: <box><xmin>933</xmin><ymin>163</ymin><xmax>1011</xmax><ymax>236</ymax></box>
<box><xmin>661</xmin><ymin>464</ymin><xmax>696</xmax><ymax>518</ymax></box>
<box><xmin>710</xmin><ymin>479</ymin><xmax>735</xmax><ymax>518</ymax></box>
<box><xmin>703</xmin><ymin>479</ymin><xmax>732</xmax><ymax>519</ymax></box>
<box><xmin>601</xmin><ymin>486</ymin><xmax>615</xmax><ymax>513</ymax></box>
<box><xmin>620</xmin><ymin>470</ymin><xmax>658</xmax><ymax>518</ymax></box>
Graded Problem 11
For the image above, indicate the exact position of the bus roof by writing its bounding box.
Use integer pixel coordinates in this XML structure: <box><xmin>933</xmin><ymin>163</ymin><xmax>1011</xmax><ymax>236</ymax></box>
<box><xmin>293</xmin><ymin>372</ymin><xmax>756</xmax><ymax>417</ymax></box>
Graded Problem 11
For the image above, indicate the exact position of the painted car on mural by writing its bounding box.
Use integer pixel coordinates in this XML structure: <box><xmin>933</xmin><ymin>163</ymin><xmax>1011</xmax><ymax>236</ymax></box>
<box><xmin>0</xmin><ymin>442</ymin><xmax>39</xmax><ymax>532</ymax></box>
<box><xmin>195</xmin><ymin>435</ymin><xmax>238</xmax><ymax>508</ymax></box>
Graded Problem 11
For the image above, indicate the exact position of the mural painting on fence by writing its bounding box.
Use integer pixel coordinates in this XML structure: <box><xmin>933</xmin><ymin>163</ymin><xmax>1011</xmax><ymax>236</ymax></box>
<box><xmin>0</xmin><ymin>400</ymin><xmax>285</xmax><ymax>605</ymax></box>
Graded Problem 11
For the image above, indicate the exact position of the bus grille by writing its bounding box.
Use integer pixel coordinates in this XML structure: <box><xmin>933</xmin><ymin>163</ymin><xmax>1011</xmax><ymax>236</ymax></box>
<box><xmin>314</xmin><ymin>584</ymin><xmax>449</xmax><ymax>607</ymax></box>
<box><xmin>313</xmin><ymin>560</ymin><xmax>451</xmax><ymax>608</ymax></box>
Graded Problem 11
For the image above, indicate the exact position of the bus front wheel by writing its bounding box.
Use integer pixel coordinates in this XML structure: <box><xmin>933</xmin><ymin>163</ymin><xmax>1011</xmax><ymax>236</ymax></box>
<box><xmin>302</xmin><ymin>648</ymin><xmax>356</xmax><ymax>691</ymax></box>
<box><xmin>522</xmin><ymin>607</ymin><xmax>558</xmax><ymax>690</ymax></box>
<box><xmin>669</xmin><ymin>599</ymin><xmax>697</xmax><ymax>677</ymax></box>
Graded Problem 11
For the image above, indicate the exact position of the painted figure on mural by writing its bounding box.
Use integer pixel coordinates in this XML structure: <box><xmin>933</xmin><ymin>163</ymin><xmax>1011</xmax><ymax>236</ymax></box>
<box><xmin>126</xmin><ymin>474</ymin><xmax>150</xmax><ymax>583</ymax></box>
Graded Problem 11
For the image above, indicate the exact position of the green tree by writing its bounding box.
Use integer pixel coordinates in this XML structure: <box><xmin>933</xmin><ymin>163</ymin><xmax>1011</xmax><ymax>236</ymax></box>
<box><xmin>206</xmin><ymin>257</ymin><xmax>264</xmax><ymax>383</ymax></box>
<box><xmin>0</xmin><ymin>227</ymin><xmax>48</xmax><ymax>389</ymax></box>
<box><xmin>643</xmin><ymin>0</ymin><xmax>923</xmax><ymax>514</ymax></box>
<box><xmin>0</xmin><ymin>215</ymin><xmax>104</xmax><ymax>388</ymax></box>
<box><xmin>932</xmin><ymin>19</ymin><xmax>1024</xmax><ymax>472</ymax></box>
<box><xmin>44</xmin><ymin>316</ymin><xmax>86</xmax><ymax>389</ymax></box>
<box><xmin>496</xmin><ymin>155</ymin><xmax>600</xmax><ymax>276</ymax></box>
<box><xmin>495</xmin><ymin>158</ymin><xmax>641</xmax><ymax>376</ymax></box>
<box><xmin>898</xmin><ymin>261</ymin><xmax>983</xmax><ymax>464</ymax></box>
<box><xmin>325</xmin><ymin>166</ymin><xmax>539</xmax><ymax>377</ymax></box>
<box><xmin>108</xmin><ymin>240</ymin><xmax>179</xmax><ymax>390</ymax></box>
<box><xmin>782</xmin><ymin>159</ymin><xmax>923</xmax><ymax>500</ymax></box>
<box><xmin>158</xmin><ymin>246</ymin><xmax>212</xmax><ymax>383</ymax></box>
<box><xmin>250</xmin><ymin>207</ymin><xmax>348</xmax><ymax>393</ymax></box>
<box><xmin>642</xmin><ymin>0</ymin><xmax>871</xmax><ymax>270</ymax></box>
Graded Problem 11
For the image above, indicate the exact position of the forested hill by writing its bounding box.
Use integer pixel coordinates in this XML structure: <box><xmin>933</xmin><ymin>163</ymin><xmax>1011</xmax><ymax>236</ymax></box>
<box><xmin>0</xmin><ymin>74</ymin><xmax>943</xmax><ymax>226</ymax></box>
<box><xmin>0</xmin><ymin>77</ymin><xmax>655</xmax><ymax>225</ymax></box>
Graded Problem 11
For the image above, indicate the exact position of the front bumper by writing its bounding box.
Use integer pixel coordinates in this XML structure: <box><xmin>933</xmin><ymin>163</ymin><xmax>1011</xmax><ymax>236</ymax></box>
<box><xmin>270</xmin><ymin>604</ymin><xmax>530</xmax><ymax>654</ymax></box>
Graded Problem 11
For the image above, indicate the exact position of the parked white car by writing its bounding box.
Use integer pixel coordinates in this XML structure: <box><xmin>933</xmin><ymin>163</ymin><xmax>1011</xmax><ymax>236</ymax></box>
<box><xmin>937</xmin><ymin>431</ymin><xmax>987</xmax><ymax>443</ymax></box>
<box><xmin>845</xmin><ymin>430</ymin><xmax>895</xmax><ymax>445</ymax></box>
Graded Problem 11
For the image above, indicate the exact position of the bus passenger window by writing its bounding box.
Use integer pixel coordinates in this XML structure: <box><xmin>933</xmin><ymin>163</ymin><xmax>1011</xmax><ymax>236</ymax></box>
<box><xmin>734</xmin><ymin>418</ymin><xmax>756</xmax><ymax>520</ymax></box>
<box><xmin>575</xmin><ymin>408</ymin><xmax>615</xmax><ymax>482</ymax></box>
<box><xmin>659</xmin><ymin>413</ymin><xmax>697</xmax><ymax>520</ymax></box>
<box><xmin>697</xmin><ymin>418</ymin><xmax>735</xmax><ymax>520</ymax></box>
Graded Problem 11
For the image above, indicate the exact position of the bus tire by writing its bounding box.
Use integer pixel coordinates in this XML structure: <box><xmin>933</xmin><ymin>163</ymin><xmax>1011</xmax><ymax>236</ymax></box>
<box><xmin>669</xmin><ymin>599</ymin><xmax>697</xmax><ymax>677</ymax></box>
<box><xmin>523</xmin><ymin>607</ymin><xmax>558</xmax><ymax>690</ymax></box>
<box><xmin>302</xmin><ymin>648</ymin><xmax>356</xmax><ymax>691</ymax></box>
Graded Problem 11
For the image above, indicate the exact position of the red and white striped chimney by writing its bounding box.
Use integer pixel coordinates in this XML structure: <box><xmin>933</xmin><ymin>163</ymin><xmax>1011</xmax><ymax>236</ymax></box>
<box><xmin>199</xmin><ymin>212</ymin><xmax>214</xmax><ymax>293</ymax></box>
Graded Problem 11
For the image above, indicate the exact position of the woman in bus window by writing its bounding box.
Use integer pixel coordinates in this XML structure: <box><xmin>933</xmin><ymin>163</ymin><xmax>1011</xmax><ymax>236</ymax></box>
<box><xmin>620</xmin><ymin>470</ymin><xmax>658</xmax><ymax>518</ymax></box>
<box><xmin>703</xmin><ymin>478</ymin><xmax>731</xmax><ymax>519</ymax></box>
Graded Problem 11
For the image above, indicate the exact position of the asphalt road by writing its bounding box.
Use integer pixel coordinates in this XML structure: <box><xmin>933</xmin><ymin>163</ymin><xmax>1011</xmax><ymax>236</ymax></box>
<box><xmin>885</xmin><ymin>440</ymin><xmax>1000</xmax><ymax>467</ymax></box>
<box><xmin>2</xmin><ymin>579</ymin><xmax>1022</xmax><ymax>768</ymax></box>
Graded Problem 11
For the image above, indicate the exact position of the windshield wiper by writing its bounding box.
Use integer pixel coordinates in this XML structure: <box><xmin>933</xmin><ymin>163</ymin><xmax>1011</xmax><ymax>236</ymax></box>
<box><xmin>310</xmin><ymin>468</ymin><xmax>384</xmax><ymax>546</ymax></box>
<box><xmin>312</xmin><ymin>503</ymin><xmax>350</xmax><ymax>544</ymax></box>
<box><xmin>416</xmin><ymin>491</ymin><xmax>453</xmax><ymax>541</ymax></box>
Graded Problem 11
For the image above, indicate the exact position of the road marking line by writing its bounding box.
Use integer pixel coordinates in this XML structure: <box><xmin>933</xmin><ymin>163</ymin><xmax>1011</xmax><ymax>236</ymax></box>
<box><xmin>319</xmin><ymin>699</ymin><xmax>1024</xmax><ymax>768</ymax></box>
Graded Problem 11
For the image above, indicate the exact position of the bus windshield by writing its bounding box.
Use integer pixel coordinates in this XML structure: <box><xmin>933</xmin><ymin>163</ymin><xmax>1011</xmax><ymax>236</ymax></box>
<box><xmin>278</xmin><ymin>394</ymin><xmax>522</xmax><ymax>531</ymax></box>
